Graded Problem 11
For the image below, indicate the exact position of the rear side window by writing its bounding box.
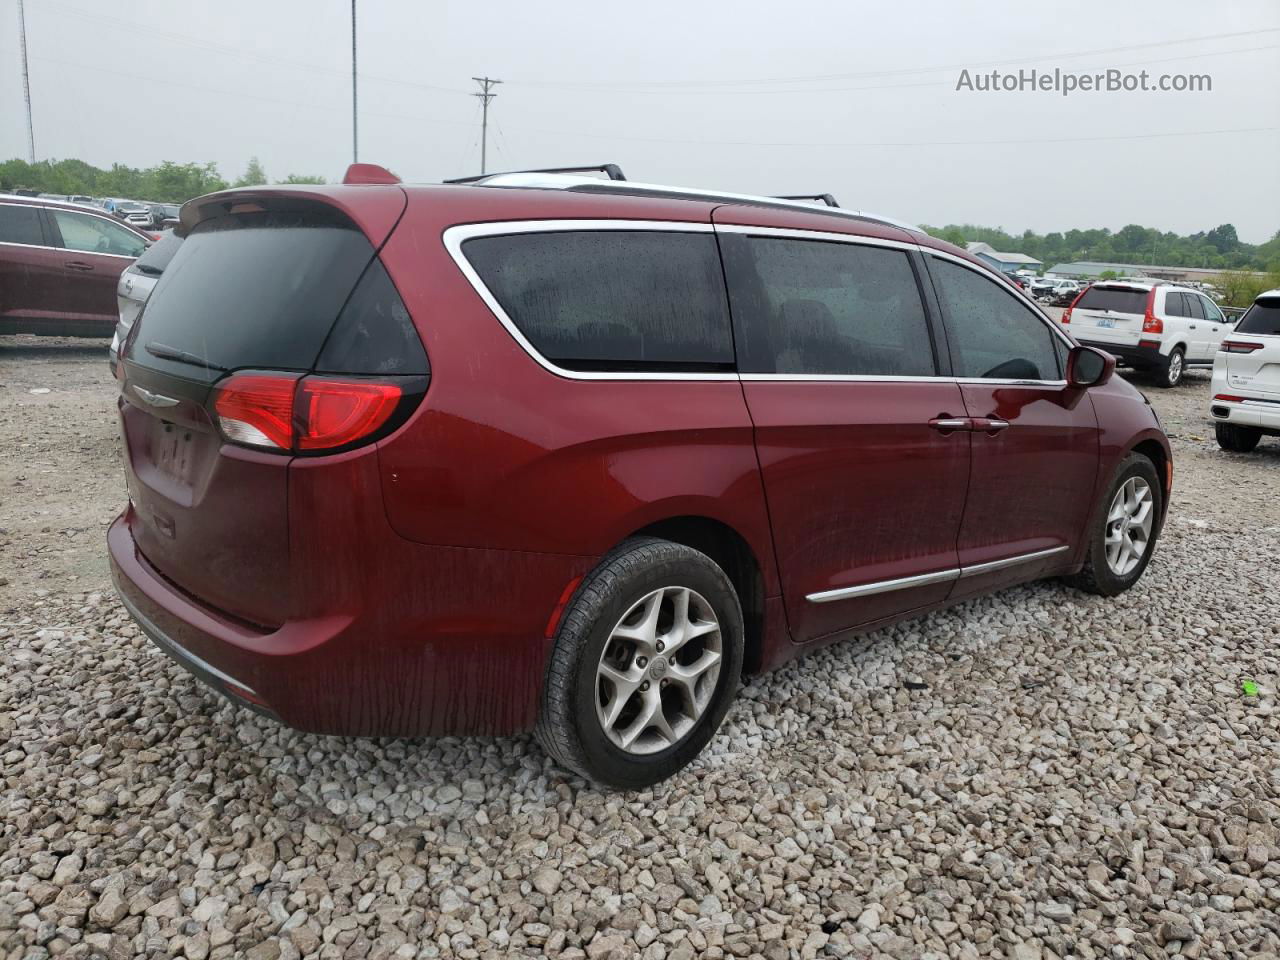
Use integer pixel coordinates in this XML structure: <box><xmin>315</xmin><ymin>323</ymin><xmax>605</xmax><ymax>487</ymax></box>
<box><xmin>1238</xmin><ymin>298</ymin><xmax>1280</xmax><ymax>336</ymax></box>
<box><xmin>132</xmin><ymin>231</ymin><xmax>182</xmax><ymax>276</ymax></box>
<box><xmin>132</xmin><ymin>204</ymin><xmax>379</xmax><ymax>383</ymax></box>
<box><xmin>0</xmin><ymin>203</ymin><xmax>43</xmax><ymax>245</ymax></box>
<box><xmin>1075</xmin><ymin>286</ymin><xmax>1150</xmax><ymax>314</ymax></box>
<box><xmin>1164</xmin><ymin>292</ymin><xmax>1188</xmax><ymax>318</ymax></box>
<box><xmin>463</xmin><ymin>231</ymin><xmax>733</xmax><ymax>372</ymax></box>
<box><xmin>728</xmin><ymin>237</ymin><xmax>935</xmax><ymax>376</ymax></box>
<box><xmin>930</xmin><ymin>258</ymin><xmax>1062</xmax><ymax>381</ymax></box>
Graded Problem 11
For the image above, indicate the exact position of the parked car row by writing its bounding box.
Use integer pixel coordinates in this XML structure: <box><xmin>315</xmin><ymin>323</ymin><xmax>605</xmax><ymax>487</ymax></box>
<box><xmin>32</xmin><ymin>192</ymin><xmax>181</xmax><ymax>230</ymax></box>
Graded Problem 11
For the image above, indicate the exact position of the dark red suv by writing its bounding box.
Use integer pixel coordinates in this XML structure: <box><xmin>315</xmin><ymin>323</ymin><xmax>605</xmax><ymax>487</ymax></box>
<box><xmin>109</xmin><ymin>164</ymin><xmax>1171</xmax><ymax>787</ymax></box>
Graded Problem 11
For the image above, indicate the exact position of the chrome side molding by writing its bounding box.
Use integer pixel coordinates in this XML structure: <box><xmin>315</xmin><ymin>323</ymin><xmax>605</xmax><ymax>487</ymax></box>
<box><xmin>806</xmin><ymin>544</ymin><xmax>1070</xmax><ymax>604</ymax></box>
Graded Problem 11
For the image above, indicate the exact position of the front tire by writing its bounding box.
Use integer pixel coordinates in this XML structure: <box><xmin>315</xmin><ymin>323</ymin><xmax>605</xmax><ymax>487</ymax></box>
<box><xmin>536</xmin><ymin>537</ymin><xmax>744</xmax><ymax>789</ymax></box>
<box><xmin>1066</xmin><ymin>453</ymin><xmax>1163</xmax><ymax>597</ymax></box>
<box><xmin>1216</xmin><ymin>422</ymin><xmax>1262</xmax><ymax>453</ymax></box>
<box><xmin>1154</xmin><ymin>346</ymin><xmax>1185</xmax><ymax>388</ymax></box>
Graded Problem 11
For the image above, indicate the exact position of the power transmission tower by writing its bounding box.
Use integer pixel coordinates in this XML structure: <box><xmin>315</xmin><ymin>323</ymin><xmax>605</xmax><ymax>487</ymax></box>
<box><xmin>351</xmin><ymin>0</ymin><xmax>358</xmax><ymax>163</ymax></box>
<box><xmin>18</xmin><ymin>0</ymin><xmax>35</xmax><ymax>162</ymax></box>
<box><xmin>471</xmin><ymin>77</ymin><xmax>502</xmax><ymax>174</ymax></box>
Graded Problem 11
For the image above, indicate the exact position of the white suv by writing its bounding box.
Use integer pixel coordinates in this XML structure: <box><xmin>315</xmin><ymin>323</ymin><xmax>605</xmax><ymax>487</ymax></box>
<box><xmin>1210</xmin><ymin>289</ymin><xmax>1280</xmax><ymax>452</ymax></box>
<box><xmin>1060</xmin><ymin>280</ymin><xmax>1233</xmax><ymax>387</ymax></box>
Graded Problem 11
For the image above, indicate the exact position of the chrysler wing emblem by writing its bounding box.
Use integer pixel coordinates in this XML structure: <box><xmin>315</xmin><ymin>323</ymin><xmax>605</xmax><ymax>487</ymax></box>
<box><xmin>132</xmin><ymin>385</ymin><xmax>180</xmax><ymax>408</ymax></box>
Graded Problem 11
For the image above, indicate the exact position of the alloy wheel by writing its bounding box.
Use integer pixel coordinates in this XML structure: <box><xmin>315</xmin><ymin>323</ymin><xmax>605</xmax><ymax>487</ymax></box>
<box><xmin>1104</xmin><ymin>476</ymin><xmax>1154</xmax><ymax>576</ymax></box>
<box><xmin>595</xmin><ymin>586</ymin><xmax>723</xmax><ymax>755</ymax></box>
<box><xmin>1166</xmin><ymin>352</ymin><xmax>1183</xmax><ymax>386</ymax></box>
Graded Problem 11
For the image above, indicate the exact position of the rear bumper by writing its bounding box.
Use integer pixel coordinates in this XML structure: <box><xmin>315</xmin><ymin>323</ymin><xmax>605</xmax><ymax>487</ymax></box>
<box><xmin>108</xmin><ymin>508</ymin><xmax>595</xmax><ymax>736</ymax></box>
<box><xmin>1210</xmin><ymin>397</ymin><xmax>1280</xmax><ymax>431</ymax></box>
<box><xmin>1074</xmin><ymin>339</ymin><xmax>1166</xmax><ymax>368</ymax></box>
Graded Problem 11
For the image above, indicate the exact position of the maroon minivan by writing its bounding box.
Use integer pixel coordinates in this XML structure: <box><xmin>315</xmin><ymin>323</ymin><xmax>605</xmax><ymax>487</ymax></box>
<box><xmin>0</xmin><ymin>195</ymin><xmax>150</xmax><ymax>336</ymax></box>
<box><xmin>109</xmin><ymin>164</ymin><xmax>1171</xmax><ymax>787</ymax></box>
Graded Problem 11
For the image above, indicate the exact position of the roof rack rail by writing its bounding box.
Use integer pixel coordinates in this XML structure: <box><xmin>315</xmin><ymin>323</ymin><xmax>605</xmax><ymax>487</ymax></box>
<box><xmin>772</xmin><ymin>193</ymin><xmax>840</xmax><ymax>208</ymax></box>
<box><xmin>445</xmin><ymin>163</ymin><xmax>626</xmax><ymax>185</ymax></box>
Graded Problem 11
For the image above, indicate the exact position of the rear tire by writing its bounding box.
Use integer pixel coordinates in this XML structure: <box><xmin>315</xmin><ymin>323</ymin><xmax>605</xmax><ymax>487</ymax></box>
<box><xmin>1216</xmin><ymin>422</ymin><xmax>1262</xmax><ymax>453</ymax></box>
<box><xmin>1066</xmin><ymin>453</ymin><xmax>1163</xmax><ymax>597</ymax></box>
<box><xmin>1153</xmin><ymin>347</ymin><xmax>1185</xmax><ymax>388</ymax></box>
<box><xmin>536</xmin><ymin>537</ymin><xmax>744</xmax><ymax>789</ymax></box>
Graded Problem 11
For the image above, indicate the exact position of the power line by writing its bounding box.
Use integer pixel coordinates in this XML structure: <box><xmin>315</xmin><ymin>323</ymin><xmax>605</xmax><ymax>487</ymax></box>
<box><xmin>472</xmin><ymin>77</ymin><xmax>502</xmax><ymax>175</ymax></box>
<box><xmin>17</xmin><ymin>0</ymin><xmax>35</xmax><ymax>162</ymax></box>
<box><xmin>509</xmin><ymin>26</ymin><xmax>1280</xmax><ymax>90</ymax></box>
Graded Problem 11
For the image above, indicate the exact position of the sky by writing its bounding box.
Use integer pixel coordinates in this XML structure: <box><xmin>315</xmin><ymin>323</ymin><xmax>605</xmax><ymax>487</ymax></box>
<box><xmin>2</xmin><ymin>0</ymin><xmax>1278</xmax><ymax>242</ymax></box>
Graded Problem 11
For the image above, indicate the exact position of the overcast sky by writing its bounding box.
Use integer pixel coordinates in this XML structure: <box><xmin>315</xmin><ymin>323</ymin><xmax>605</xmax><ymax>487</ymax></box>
<box><xmin>2</xmin><ymin>0</ymin><xmax>1278</xmax><ymax>242</ymax></box>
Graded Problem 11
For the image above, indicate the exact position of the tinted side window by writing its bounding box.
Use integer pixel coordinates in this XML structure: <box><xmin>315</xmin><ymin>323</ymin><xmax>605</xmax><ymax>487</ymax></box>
<box><xmin>464</xmin><ymin>231</ymin><xmax>733</xmax><ymax>372</ymax></box>
<box><xmin>1164</xmin><ymin>292</ymin><xmax>1187</xmax><ymax>318</ymax></box>
<box><xmin>730</xmin><ymin>238</ymin><xmax>934</xmax><ymax>376</ymax></box>
<box><xmin>0</xmin><ymin>204</ymin><xmax>44</xmax><ymax>245</ymax></box>
<box><xmin>931</xmin><ymin>258</ymin><xmax>1061</xmax><ymax>380</ymax></box>
<box><xmin>1184</xmin><ymin>293</ymin><xmax>1205</xmax><ymax>320</ymax></box>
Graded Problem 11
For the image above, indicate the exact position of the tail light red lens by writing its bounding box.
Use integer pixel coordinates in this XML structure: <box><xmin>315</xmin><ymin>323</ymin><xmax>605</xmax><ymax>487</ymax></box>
<box><xmin>296</xmin><ymin>379</ymin><xmax>401</xmax><ymax>451</ymax></box>
<box><xmin>213</xmin><ymin>374</ymin><xmax>409</xmax><ymax>454</ymax></box>
<box><xmin>213</xmin><ymin>373</ymin><xmax>298</xmax><ymax>450</ymax></box>
<box><xmin>1142</xmin><ymin>290</ymin><xmax>1163</xmax><ymax>334</ymax></box>
<box><xmin>1222</xmin><ymin>341</ymin><xmax>1265</xmax><ymax>354</ymax></box>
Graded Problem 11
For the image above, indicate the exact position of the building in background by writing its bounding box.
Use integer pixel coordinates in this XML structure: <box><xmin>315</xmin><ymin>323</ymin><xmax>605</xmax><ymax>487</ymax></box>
<box><xmin>965</xmin><ymin>242</ymin><xmax>1043</xmax><ymax>275</ymax></box>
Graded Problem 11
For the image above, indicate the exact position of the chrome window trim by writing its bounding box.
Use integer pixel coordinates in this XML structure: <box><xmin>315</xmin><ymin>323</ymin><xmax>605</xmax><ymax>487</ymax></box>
<box><xmin>443</xmin><ymin>219</ymin><xmax>739</xmax><ymax>382</ymax></box>
<box><xmin>806</xmin><ymin>544</ymin><xmax>1070</xmax><ymax>603</ymax></box>
<box><xmin>444</xmin><ymin>218</ymin><xmax>1073</xmax><ymax>386</ymax></box>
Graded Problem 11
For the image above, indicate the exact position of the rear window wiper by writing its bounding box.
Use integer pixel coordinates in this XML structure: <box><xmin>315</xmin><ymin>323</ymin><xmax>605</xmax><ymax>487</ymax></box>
<box><xmin>145</xmin><ymin>341</ymin><xmax>227</xmax><ymax>372</ymax></box>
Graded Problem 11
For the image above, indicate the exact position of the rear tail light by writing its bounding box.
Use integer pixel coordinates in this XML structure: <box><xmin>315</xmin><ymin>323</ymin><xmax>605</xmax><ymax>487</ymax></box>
<box><xmin>1222</xmin><ymin>341</ymin><xmax>1265</xmax><ymax>354</ymax></box>
<box><xmin>296</xmin><ymin>378</ymin><xmax>401</xmax><ymax>450</ymax></box>
<box><xmin>1061</xmin><ymin>286</ymin><xmax>1088</xmax><ymax>324</ymax></box>
<box><xmin>1214</xmin><ymin>394</ymin><xmax>1245</xmax><ymax>402</ymax></box>
<box><xmin>1142</xmin><ymin>290</ymin><xmax>1162</xmax><ymax>334</ymax></box>
<box><xmin>213</xmin><ymin>374</ymin><xmax>297</xmax><ymax>450</ymax></box>
<box><xmin>213</xmin><ymin>373</ymin><xmax>419</xmax><ymax>454</ymax></box>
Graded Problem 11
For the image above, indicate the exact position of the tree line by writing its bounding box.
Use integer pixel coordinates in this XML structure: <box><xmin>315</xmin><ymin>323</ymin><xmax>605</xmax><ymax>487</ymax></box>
<box><xmin>0</xmin><ymin>157</ymin><xmax>325</xmax><ymax>203</ymax></box>
<box><xmin>922</xmin><ymin>221</ymin><xmax>1280</xmax><ymax>274</ymax></box>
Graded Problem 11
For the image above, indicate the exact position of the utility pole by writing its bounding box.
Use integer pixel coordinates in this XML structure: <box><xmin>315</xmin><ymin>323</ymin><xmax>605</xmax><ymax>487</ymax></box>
<box><xmin>18</xmin><ymin>0</ymin><xmax>35</xmax><ymax>162</ymax></box>
<box><xmin>350</xmin><ymin>0</ymin><xmax>358</xmax><ymax>163</ymax></box>
<box><xmin>471</xmin><ymin>76</ymin><xmax>502</xmax><ymax>174</ymax></box>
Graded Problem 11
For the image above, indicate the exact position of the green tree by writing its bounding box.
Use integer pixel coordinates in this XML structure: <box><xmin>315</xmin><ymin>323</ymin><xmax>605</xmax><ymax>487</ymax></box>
<box><xmin>234</xmin><ymin>157</ymin><xmax>268</xmax><ymax>187</ymax></box>
<box><xmin>278</xmin><ymin>174</ymin><xmax>327</xmax><ymax>184</ymax></box>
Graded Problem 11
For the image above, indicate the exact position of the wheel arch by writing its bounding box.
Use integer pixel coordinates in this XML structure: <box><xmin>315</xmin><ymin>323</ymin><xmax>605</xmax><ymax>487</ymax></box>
<box><xmin>626</xmin><ymin>515</ymin><xmax>768</xmax><ymax>674</ymax></box>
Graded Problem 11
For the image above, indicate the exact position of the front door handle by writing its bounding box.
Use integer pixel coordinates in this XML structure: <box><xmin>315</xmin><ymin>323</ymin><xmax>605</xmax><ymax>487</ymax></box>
<box><xmin>1189</xmin><ymin>324</ymin><xmax>1197</xmax><ymax>329</ymax></box>
<box><xmin>64</xmin><ymin>261</ymin><xmax>95</xmax><ymax>272</ymax></box>
<box><xmin>929</xmin><ymin>416</ymin><xmax>970</xmax><ymax>432</ymax></box>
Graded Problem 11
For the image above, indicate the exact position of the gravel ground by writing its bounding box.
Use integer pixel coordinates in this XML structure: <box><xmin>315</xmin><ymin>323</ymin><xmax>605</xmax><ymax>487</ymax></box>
<box><xmin>2</xmin><ymin>334</ymin><xmax>1278</xmax><ymax>960</ymax></box>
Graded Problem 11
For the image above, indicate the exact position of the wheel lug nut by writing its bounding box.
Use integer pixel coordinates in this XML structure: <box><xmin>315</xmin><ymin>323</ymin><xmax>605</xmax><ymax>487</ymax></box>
<box><xmin>661</xmin><ymin>678</ymin><xmax>669</xmax><ymax>688</ymax></box>
<box><xmin>641</xmin><ymin>681</ymin><xmax>650</xmax><ymax>691</ymax></box>
<box><xmin>636</xmin><ymin>656</ymin><xmax>647</xmax><ymax>667</ymax></box>
<box><xmin>656</xmin><ymin>641</ymin><xmax>664</xmax><ymax>652</ymax></box>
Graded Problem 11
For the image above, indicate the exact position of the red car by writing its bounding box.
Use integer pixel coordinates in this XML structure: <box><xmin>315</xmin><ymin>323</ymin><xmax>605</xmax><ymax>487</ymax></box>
<box><xmin>109</xmin><ymin>164</ymin><xmax>1171</xmax><ymax>787</ymax></box>
<box><xmin>0</xmin><ymin>194</ymin><xmax>151</xmax><ymax>336</ymax></box>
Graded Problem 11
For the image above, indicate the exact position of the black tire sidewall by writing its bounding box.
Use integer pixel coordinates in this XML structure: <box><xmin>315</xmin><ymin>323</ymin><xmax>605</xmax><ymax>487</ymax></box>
<box><xmin>547</xmin><ymin>542</ymin><xmax>744</xmax><ymax>789</ymax></box>
<box><xmin>1216</xmin><ymin>422</ymin><xmax>1261</xmax><ymax>452</ymax></box>
<box><xmin>1087</xmin><ymin>456</ymin><xmax>1163</xmax><ymax>594</ymax></box>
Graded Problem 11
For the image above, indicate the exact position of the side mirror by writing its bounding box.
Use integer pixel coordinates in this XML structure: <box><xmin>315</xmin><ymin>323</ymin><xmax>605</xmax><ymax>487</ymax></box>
<box><xmin>1067</xmin><ymin>345</ymin><xmax>1115</xmax><ymax>388</ymax></box>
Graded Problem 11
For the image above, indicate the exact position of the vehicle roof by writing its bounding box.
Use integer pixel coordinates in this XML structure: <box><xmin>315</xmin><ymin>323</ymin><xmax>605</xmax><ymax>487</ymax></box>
<box><xmin>1090</xmin><ymin>278</ymin><xmax>1198</xmax><ymax>292</ymax></box>
<box><xmin>179</xmin><ymin>178</ymin><xmax>1002</xmax><ymax>281</ymax></box>
<box><xmin>1256</xmin><ymin>288</ymin><xmax>1280</xmax><ymax>301</ymax></box>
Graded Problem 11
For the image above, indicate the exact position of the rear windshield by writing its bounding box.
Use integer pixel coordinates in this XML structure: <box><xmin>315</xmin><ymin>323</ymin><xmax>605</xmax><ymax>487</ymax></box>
<box><xmin>1237</xmin><ymin>298</ymin><xmax>1280</xmax><ymax>336</ymax></box>
<box><xmin>1074</xmin><ymin>286</ymin><xmax>1149</xmax><ymax>314</ymax></box>
<box><xmin>132</xmin><ymin>231</ymin><xmax>182</xmax><ymax>276</ymax></box>
<box><xmin>130</xmin><ymin>205</ymin><xmax>374</xmax><ymax>382</ymax></box>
